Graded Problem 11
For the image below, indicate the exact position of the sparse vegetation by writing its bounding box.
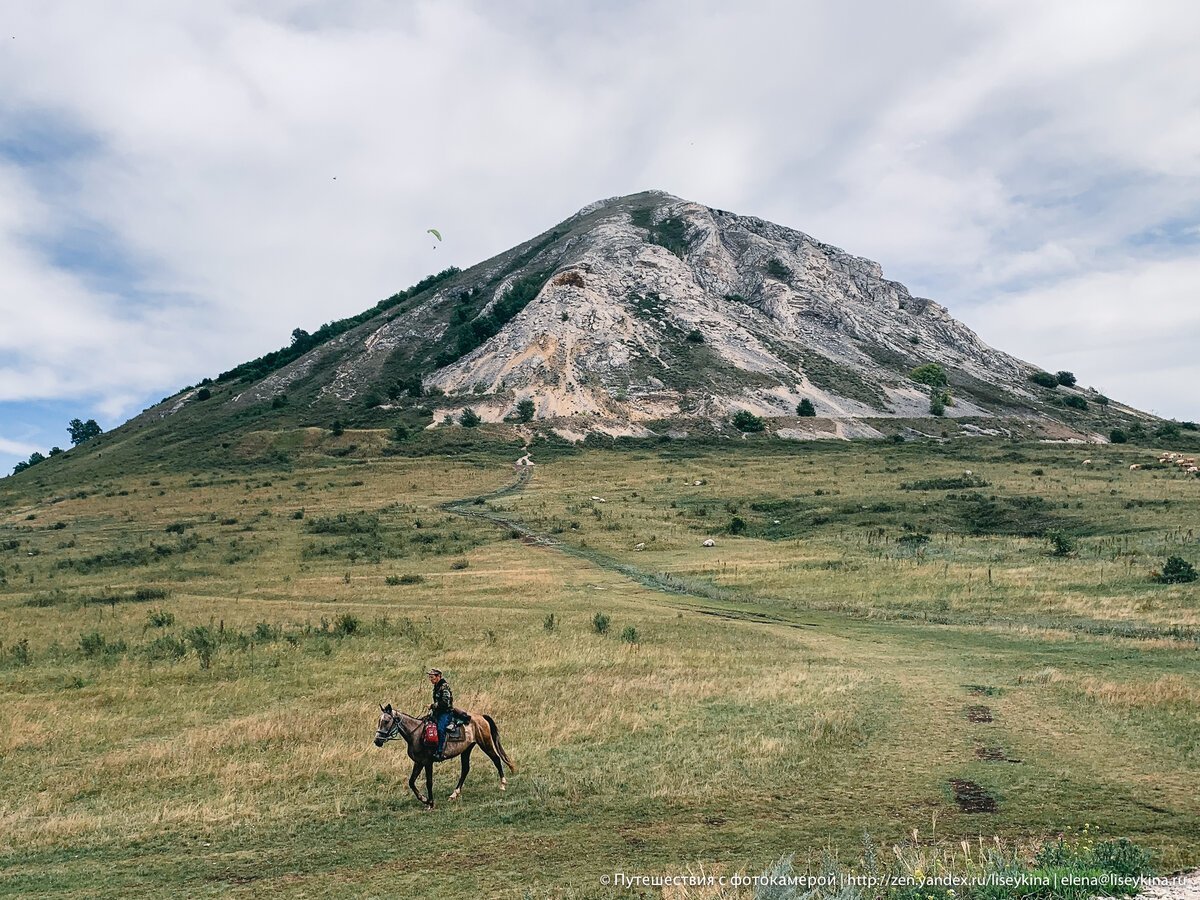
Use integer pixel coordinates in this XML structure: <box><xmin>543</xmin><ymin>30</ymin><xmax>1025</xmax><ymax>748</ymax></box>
<box><xmin>797</xmin><ymin>398</ymin><xmax>816</xmax><ymax>417</ymax></box>
<box><xmin>1031</xmin><ymin>370</ymin><xmax>1059</xmax><ymax>388</ymax></box>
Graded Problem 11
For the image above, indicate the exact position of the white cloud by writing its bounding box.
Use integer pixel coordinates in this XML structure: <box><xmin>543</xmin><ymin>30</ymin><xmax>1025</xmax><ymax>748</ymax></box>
<box><xmin>968</xmin><ymin>256</ymin><xmax>1200</xmax><ymax>418</ymax></box>
<box><xmin>0</xmin><ymin>437</ymin><xmax>39</xmax><ymax>457</ymax></box>
<box><xmin>0</xmin><ymin>0</ymin><xmax>1198</xmax><ymax>425</ymax></box>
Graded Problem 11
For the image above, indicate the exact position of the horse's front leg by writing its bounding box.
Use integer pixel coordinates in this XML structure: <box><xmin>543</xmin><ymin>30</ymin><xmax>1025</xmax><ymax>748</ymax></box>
<box><xmin>424</xmin><ymin>761</ymin><xmax>435</xmax><ymax>809</ymax></box>
<box><xmin>408</xmin><ymin>760</ymin><xmax>426</xmax><ymax>806</ymax></box>
<box><xmin>450</xmin><ymin>747</ymin><xmax>472</xmax><ymax>801</ymax></box>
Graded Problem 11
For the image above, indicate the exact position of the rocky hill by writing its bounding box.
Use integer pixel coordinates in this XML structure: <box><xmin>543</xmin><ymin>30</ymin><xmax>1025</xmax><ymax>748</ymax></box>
<box><xmin>35</xmin><ymin>190</ymin><xmax>1159</xmax><ymax>479</ymax></box>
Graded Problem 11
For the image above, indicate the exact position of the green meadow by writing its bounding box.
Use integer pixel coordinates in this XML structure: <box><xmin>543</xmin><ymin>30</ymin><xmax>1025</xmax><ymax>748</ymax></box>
<box><xmin>1</xmin><ymin>433</ymin><xmax>1197</xmax><ymax>898</ymax></box>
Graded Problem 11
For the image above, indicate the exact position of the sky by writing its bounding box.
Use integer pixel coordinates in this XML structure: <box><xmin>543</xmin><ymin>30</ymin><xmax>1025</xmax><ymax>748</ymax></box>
<box><xmin>2</xmin><ymin>0</ymin><xmax>1199</xmax><ymax>473</ymax></box>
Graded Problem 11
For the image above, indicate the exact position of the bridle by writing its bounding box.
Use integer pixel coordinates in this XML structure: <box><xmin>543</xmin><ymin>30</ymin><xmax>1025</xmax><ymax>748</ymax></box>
<box><xmin>375</xmin><ymin>715</ymin><xmax>404</xmax><ymax>744</ymax></box>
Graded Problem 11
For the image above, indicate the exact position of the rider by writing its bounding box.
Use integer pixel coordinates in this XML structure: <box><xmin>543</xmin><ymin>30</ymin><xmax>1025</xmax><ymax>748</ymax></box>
<box><xmin>427</xmin><ymin>668</ymin><xmax>454</xmax><ymax>760</ymax></box>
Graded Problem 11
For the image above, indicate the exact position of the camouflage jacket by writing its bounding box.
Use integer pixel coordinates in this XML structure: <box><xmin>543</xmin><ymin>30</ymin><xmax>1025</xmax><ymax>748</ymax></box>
<box><xmin>432</xmin><ymin>680</ymin><xmax>453</xmax><ymax>714</ymax></box>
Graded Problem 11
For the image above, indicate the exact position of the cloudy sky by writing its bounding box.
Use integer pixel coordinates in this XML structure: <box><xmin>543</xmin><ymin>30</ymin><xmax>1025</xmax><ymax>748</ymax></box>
<box><xmin>2</xmin><ymin>0</ymin><xmax>1199</xmax><ymax>471</ymax></box>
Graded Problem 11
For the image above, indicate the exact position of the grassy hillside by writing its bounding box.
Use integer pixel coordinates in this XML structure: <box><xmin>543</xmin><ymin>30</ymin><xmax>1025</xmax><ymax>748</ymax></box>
<box><xmin>1</xmin><ymin>436</ymin><xmax>1198</xmax><ymax>898</ymax></box>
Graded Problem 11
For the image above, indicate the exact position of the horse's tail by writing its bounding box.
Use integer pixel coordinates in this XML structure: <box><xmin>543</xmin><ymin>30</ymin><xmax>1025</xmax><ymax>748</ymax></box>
<box><xmin>483</xmin><ymin>714</ymin><xmax>516</xmax><ymax>774</ymax></box>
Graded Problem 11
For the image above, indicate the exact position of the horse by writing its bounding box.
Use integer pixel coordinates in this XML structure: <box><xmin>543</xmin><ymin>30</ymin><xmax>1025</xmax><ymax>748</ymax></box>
<box><xmin>373</xmin><ymin>703</ymin><xmax>515</xmax><ymax>809</ymax></box>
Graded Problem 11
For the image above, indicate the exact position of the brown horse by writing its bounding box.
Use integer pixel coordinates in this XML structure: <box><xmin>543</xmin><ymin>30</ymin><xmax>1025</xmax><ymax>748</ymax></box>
<box><xmin>373</xmin><ymin>703</ymin><xmax>515</xmax><ymax>808</ymax></box>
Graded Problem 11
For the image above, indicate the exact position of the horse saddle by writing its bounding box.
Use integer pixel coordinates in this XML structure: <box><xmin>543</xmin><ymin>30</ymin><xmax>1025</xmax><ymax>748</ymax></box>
<box><xmin>445</xmin><ymin>708</ymin><xmax>471</xmax><ymax>740</ymax></box>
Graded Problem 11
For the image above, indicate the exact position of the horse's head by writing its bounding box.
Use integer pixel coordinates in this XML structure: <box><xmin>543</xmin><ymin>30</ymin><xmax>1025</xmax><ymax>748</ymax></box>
<box><xmin>374</xmin><ymin>703</ymin><xmax>401</xmax><ymax>747</ymax></box>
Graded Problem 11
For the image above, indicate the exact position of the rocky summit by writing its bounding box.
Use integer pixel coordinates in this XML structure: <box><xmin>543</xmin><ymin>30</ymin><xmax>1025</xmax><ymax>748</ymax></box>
<box><xmin>146</xmin><ymin>190</ymin><xmax>1149</xmax><ymax>446</ymax></box>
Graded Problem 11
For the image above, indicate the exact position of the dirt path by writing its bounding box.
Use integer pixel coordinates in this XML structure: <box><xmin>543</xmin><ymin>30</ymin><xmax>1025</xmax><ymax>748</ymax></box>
<box><xmin>444</xmin><ymin>462</ymin><xmax>1200</xmax><ymax>898</ymax></box>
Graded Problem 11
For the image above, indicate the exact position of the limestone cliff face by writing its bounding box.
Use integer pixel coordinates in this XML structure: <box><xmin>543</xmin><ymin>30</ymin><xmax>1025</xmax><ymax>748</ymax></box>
<box><xmin>215</xmin><ymin>190</ymin><xmax>1118</xmax><ymax>436</ymax></box>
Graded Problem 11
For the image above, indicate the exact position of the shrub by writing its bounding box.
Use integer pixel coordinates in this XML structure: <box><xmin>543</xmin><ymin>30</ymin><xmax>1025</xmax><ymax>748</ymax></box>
<box><xmin>253</xmin><ymin>621</ymin><xmax>276</xmax><ymax>641</ymax></box>
<box><xmin>1095</xmin><ymin>394</ymin><xmax>1110</xmax><ymax>405</ymax></box>
<box><xmin>796</xmin><ymin>399</ymin><xmax>816</xmax><ymax>417</ymax></box>
<box><xmin>1093</xmin><ymin>838</ymin><xmax>1153</xmax><ymax>877</ymax></box>
<box><xmin>1063</xmin><ymin>394</ymin><xmax>1088</xmax><ymax>410</ymax></box>
<box><xmin>592</xmin><ymin>612</ymin><xmax>610</xmax><ymax>634</ymax></box>
<box><xmin>543</xmin><ymin>613</ymin><xmax>557</xmax><ymax>632</ymax></box>
<box><xmin>1156</xmin><ymin>422</ymin><xmax>1181</xmax><ymax>440</ymax></box>
<box><xmin>185</xmin><ymin>626</ymin><xmax>218</xmax><ymax>669</ymax></box>
<box><xmin>910</xmin><ymin>363</ymin><xmax>948</xmax><ymax>388</ymax></box>
<box><xmin>392</xmin><ymin>423</ymin><xmax>410</xmax><ymax>442</ymax></box>
<box><xmin>1182</xmin><ymin>421</ymin><xmax>1198</xmax><ymax>431</ymax></box>
<box><xmin>685</xmin><ymin>329</ymin><xmax>704</xmax><ymax>343</ymax></box>
<box><xmin>765</xmin><ymin>258</ymin><xmax>791</xmax><ymax>281</ymax></box>
<box><xmin>1109</xmin><ymin>428</ymin><xmax>1128</xmax><ymax>444</ymax></box>
<box><xmin>449</xmin><ymin>558</ymin><xmax>469</xmax><ymax>570</ymax></box>
<box><xmin>271</xmin><ymin>394</ymin><xmax>287</xmax><ymax>409</ymax></box>
<box><xmin>1056</xmin><ymin>370</ymin><xmax>1077</xmax><ymax>386</ymax></box>
<box><xmin>929</xmin><ymin>393</ymin><xmax>946</xmax><ymax>416</ymax></box>
<box><xmin>515</xmin><ymin>398</ymin><xmax>536</xmax><ymax>423</ymax></box>
<box><xmin>78</xmin><ymin>630</ymin><xmax>105</xmax><ymax>657</ymax></box>
<box><xmin>459</xmin><ymin>408</ymin><xmax>482</xmax><ymax>428</ymax></box>
<box><xmin>621</xmin><ymin>625</ymin><xmax>639</xmax><ymax>644</ymax></box>
<box><xmin>146</xmin><ymin>608</ymin><xmax>175</xmax><ymax>628</ymax></box>
<box><xmin>387</xmin><ymin>573</ymin><xmax>424</xmax><ymax>585</ymax></box>
<box><xmin>1155</xmin><ymin>556</ymin><xmax>1197</xmax><ymax>584</ymax></box>
<box><xmin>331</xmin><ymin>420</ymin><xmax>345</xmax><ymax>437</ymax></box>
<box><xmin>732</xmin><ymin>410</ymin><xmax>765</xmax><ymax>433</ymax></box>
<box><xmin>8</xmin><ymin>639</ymin><xmax>30</xmax><ymax>666</ymax></box>
<box><xmin>1047</xmin><ymin>530</ymin><xmax>1077</xmax><ymax>557</ymax></box>
<box><xmin>144</xmin><ymin>634</ymin><xmax>187</xmax><ymax>660</ymax></box>
<box><xmin>195</xmin><ymin>387</ymin><xmax>211</xmax><ymax>401</ymax></box>
<box><xmin>1030</xmin><ymin>370</ymin><xmax>1059</xmax><ymax>388</ymax></box>
<box><xmin>334</xmin><ymin>613</ymin><xmax>360</xmax><ymax>636</ymax></box>
<box><xmin>728</xmin><ymin>516</ymin><xmax>746</xmax><ymax>534</ymax></box>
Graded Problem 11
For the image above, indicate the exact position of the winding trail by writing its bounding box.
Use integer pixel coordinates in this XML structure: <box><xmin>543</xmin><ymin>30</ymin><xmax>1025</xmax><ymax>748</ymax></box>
<box><xmin>441</xmin><ymin>460</ymin><xmax>1200</xmax><ymax>900</ymax></box>
<box><xmin>440</xmin><ymin>463</ymin><xmax>820</xmax><ymax>630</ymax></box>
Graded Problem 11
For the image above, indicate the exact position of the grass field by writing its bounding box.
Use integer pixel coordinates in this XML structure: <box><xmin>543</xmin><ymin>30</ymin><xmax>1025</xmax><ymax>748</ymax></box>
<box><xmin>1</xmin><ymin>434</ymin><xmax>1198</xmax><ymax>898</ymax></box>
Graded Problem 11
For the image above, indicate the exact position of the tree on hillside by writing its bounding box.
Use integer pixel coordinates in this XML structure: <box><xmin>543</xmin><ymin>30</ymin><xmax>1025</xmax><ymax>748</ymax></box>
<box><xmin>1056</xmin><ymin>371</ymin><xmax>1077</xmax><ymax>387</ymax></box>
<box><xmin>67</xmin><ymin>418</ymin><xmax>102</xmax><ymax>446</ymax></box>
<box><xmin>910</xmin><ymin>363</ymin><xmax>948</xmax><ymax>388</ymax></box>
<box><xmin>13</xmin><ymin>451</ymin><xmax>47</xmax><ymax>475</ymax></box>
<box><xmin>797</xmin><ymin>399</ymin><xmax>816</xmax><ymax>417</ymax></box>
<box><xmin>460</xmin><ymin>408</ymin><xmax>482</xmax><ymax>427</ymax></box>
<box><xmin>1030</xmin><ymin>371</ymin><xmax>1058</xmax><ymax>388</ymax></box>
<box><xmin>515</xmin><ymin>398</ymin><xmax>536</xmax><ymax>423</ymax></box>
<box><xmin>732</xmin><ymin>410</ymin><xmax>765</xmax><ymax>433</ymax></box>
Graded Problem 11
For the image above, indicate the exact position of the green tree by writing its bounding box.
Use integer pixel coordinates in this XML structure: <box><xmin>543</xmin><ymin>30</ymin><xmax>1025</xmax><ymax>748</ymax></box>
<box><xmin>460</xmin><ymin>408</ymin><xmax>482</xmax><ymax>427</ymax></box>
<box><xmin>1109</xmin><ymin>428</ymin><xmax>1128</xmax><ymax>444</ymax></box>
<box><xmin>67</xmin><ymin>418</ymin><xmax>102</xmax><ymax>446</ymax></box>
<box><xmin>1056</xmin><ymin>371</ymin><xmax>1077</xmax><ymax>387</ymax></box>
<box><xmin>515</xmin><ymin>398</ymin><xmax>536</xmax><ymax>423</ymax></box>
<box><xmin>910</xmin><ymin>363</ymin><xmax>948</xmax><ymax>388</ymax></box>
<box><xmin>732</xmin><ymin>410</ymin><xmax>765</xmax><ymax>433</ymax></box>
<box><xmin>685</xmin><ymin>329</ymin><xmax>704</xmax><ymax>343</ymax></box>
<box><xmin>797</xmin><ymin>398</ymin><xmax>816</xmax><ymax>417</ymax></box>
<box><xmin>1030</xmin><ymin>371</ymin><xmax>1058</xmax><ymax>388</ymax></box>
<box><xmin>331</xmin><ymin>420</ymin><xmax>345</xmax><ymax>437</ymax></box>
<box><xmin>1156</xmin><ymin>556</ymin><xmax>1197</xmax><ymax>584</ymax></box>
<box><xmin>929</xmin><ymin>393</ymin><xmax>946</xmax><ymax>417</ymax></box>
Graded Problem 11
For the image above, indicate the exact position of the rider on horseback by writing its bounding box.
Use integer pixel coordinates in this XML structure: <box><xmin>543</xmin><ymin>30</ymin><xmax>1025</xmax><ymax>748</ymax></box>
<box><xmin>427</xmin><ymin>668</ymin><xmax>453</xmax><ymax>760</ymax></box>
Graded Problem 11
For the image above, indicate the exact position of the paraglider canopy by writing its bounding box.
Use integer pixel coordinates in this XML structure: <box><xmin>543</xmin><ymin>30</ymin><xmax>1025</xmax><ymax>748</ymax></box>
<box><xmin>427</xmin><ymin>228</ymin><xmax>442</xmax><ymax>241</ymax></box>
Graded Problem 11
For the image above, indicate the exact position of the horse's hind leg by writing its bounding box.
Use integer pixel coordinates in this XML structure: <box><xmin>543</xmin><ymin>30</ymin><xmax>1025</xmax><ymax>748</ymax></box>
<box><xmin>478</xmin><ymin>740</ymin><xmax>508</xmax><ymax>791</ymax></box>
<box><xmin>449</xmin><ymin>747</ymin><xmax>472</xmax><ymax>801</ymax></box>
